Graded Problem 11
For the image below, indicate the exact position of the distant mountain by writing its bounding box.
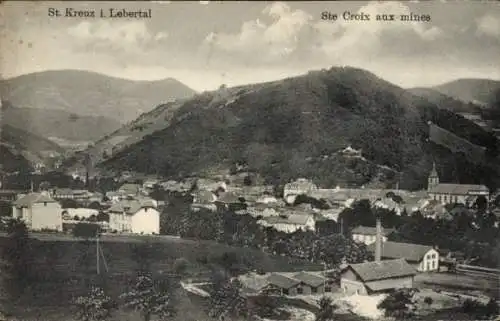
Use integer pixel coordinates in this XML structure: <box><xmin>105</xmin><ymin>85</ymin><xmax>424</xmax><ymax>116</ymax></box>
<box><xmin>0</xmin><ymin>124</ymin><xmax>65</xmax><ymax>172</ymax></box>
<box><xmin>408</xmin><ymin>87</ymin><xmax>482</xmax><ymax>114</ymax></box>
<box><xmin>432</xmin><ymin>78</ymin><xmax>500</xmax><ymax>106</ymax></box>
<box><xmin>99</xmin><ymin>67</ymin><xmax>500</xmax><ymax>190</ymax></box>
<box><xmin>0</xmin><ymin>69</ymin><xmax>197</xmax><ymax>126</ymax></box>
<box><xmin>1</xmin><ymin>100</ymin><xmax>122</xmax><ymax>142</ymax></box>
<box><xmin>62</xmin><ymin>98</ymin><xmax>189</xmax><ymax>171</ymax></box>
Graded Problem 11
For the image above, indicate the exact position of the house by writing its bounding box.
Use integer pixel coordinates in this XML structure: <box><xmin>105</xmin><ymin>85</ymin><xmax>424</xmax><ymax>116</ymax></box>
<box><xmin>292</xmin><ymin>271</ymin><xmax>326</xmax><ymax>295</ymax></box>
<box><xmin>427</xmin><ymin>162</ymin><xmax>489</xmax><ymax>205</ymax></box>
<box><xmin>215</xmin><ymin>191</ymin><xmax>243</xmax><ymax>209</ymax></box>
<box><xmin>367</xmin><ymin>241</ymin><xmax>440</xmax><ymax>272</ymax></box>
<box><xmin>0</xmin><ymin>190</ymin><xmax>21</xmax><ymax>202</ymax></box>
<box><xmin>192</xmin><ymin>190</ymin><xmax>217</xmax><ymax>204</ymax></box>
<box><xmin>351</xmin><ymin>226</ymin><xmax>394</xmax><ymax>245</ymax></box>
<box><xmin>107</xmin><ymin>198</ymin><xmax>159</xmax><ymax>234</ymax></box>
<box><xmin>52</xmin><ymin>188</ymin><xmax>91</xmax><ymax>201</ymax></box>
<box><xmin>263</xmin><ymin>273</ymin><xmax>302</xmax><ymax>296</ymax></box>
<box><xmin>340</xmin><ymin>259</ymin><xmax>416</xmax><ymax>295</ymax></box>
<box><xmin>284</xmin><ymin>178</ymin><xmax>318</xmax><ymax>203</ymax></box>
<box><xmin>118</xmin><ymin>183</ymin><xmax>142</xmax><ymax>196</ymax></box>
<box><xmin>12</xmin><ymin>192</ymin><xmax>62</xmax><ymax>231</ymax></box>
<box><xmin>62</xmin><ymin>208</ymin><xmax>99</xmax><ymax>221</ymax></box>
<box><xmin>257</xmin><ymin>214</ymin><xmax>315</xmax><ymax>233</ymax></box>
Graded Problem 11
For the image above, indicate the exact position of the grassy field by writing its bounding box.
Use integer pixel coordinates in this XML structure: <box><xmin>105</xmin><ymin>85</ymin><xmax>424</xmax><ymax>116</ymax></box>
<box><xmin>0</xmin><ymin>232</ymin><xmax>323</xmax><ymax>320</ymax></box>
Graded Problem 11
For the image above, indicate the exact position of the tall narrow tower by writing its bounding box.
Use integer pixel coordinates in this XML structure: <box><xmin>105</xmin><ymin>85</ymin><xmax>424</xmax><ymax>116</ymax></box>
<box><xmin>428</xmin><ymin>162</ymin><xmax>439</xmax><ymax>191</ymax></box>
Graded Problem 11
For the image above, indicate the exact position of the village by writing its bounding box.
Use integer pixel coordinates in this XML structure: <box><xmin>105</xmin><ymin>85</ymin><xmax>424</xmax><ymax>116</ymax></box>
<box><xmin>0</xmin><ymin>148</ymin><xmax>499</xmax><ymax>321</ymax></box>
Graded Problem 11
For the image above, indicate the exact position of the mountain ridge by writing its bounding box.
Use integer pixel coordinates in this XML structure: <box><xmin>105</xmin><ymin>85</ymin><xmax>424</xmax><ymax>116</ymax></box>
<box><xmin>98</xmin><ymin>66</ymin><xmax>500</xmax><ymax>190</ymax></box>
<box><xmin>0</xmin><ymin>69</ymin><xmax>197</xmax><ymax>125</ymax></box>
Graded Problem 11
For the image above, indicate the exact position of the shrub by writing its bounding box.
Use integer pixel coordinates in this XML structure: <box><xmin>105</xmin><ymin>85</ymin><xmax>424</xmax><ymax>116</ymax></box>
<box><xmin>423</xmin><ymin>296</ymin><xmax>433</xmax><ymax>306</ymax></box>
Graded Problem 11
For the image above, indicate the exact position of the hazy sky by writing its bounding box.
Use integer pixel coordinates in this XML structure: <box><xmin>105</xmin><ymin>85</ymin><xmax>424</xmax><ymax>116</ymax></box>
<box><xmin>1</xmin><ymin>1</ymin><xmax>499</xmax><ymax>91</ymax></box>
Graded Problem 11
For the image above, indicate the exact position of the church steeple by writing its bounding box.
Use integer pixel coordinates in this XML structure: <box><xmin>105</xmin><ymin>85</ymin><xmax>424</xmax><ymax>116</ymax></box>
<box><xmin>428</xmin><ymin>162</ymin><xmax>439</xmax><ymax>191</ymax></box>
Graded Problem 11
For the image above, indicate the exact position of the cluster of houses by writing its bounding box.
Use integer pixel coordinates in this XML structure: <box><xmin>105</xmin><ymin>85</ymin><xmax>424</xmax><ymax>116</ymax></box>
<box><xmin>8</xmin><ymin>181</ymin><xmax>161</xmax><ymax>235</ymax></box>
<box><xmin>240</xmin><ymin>219</ymin><xmax>441</xmax><ymax>298</ymax></box>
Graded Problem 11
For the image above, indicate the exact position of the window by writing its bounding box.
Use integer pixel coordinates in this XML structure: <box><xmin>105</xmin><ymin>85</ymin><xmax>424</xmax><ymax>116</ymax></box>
<box><xmin>297</xmin><ymin>287</ymin><xmax>303</xmax><ymax>295</ymax></box>
<box><xmin>325</xmin><ymin>286</ymin><xmax>331</xmax><ymax>293</ymax></box>
<box><xmin>427</xmin><ymin>262</ymin><xmax>430</xmax><ymax>271</ymax></box>
<box><xmin>431</xmin><ymin>254</ymin><xmax>436</xmax><ymax>259</ymax></box>
<box><xmin>311</xmin><ymin>287</ymin><xmax>317</xmax><ymax>294</ymax></box>
<box><xmin>283</xmin><ymin>289</ymin><xmax>289</xmax><ymax>295</ymax></box>
<box><xmin>44</xmin><ymin>202</ymin><xmax>47</xmax><ymax>206</ymax></box>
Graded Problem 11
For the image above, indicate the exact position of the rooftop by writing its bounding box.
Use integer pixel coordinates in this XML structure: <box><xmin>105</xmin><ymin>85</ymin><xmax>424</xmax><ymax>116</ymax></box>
<box><xmin>344</xmin><ymin>259</ymin><xmax>416</xmax><ymax>282</ymax></box>
<box><xmin>428</xmin><ymin>183</ymin><xmax>489</xmax><ymax>195</ymax></box>
<box><xmin>14</xmin><ymin>192</ymin><xmax>58</xmax><ymax>207</ymax></box>
<box><xmin>367</xmin><ymin>241</ymin><xmax>435</xmax><ymax>262</ymax></box>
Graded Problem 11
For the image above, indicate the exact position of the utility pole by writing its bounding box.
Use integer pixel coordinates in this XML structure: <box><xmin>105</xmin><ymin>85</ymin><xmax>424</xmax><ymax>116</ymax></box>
<box><xmin>96</xmin><ymin>234</ymin><xmax>100</xmax><ymax>275</ymax></box>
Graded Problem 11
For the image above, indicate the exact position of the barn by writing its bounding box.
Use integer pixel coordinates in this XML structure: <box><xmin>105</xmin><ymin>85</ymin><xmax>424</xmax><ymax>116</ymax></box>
<box><xmin>340</xmin><ymin>259</ymin><xmax>416</xmax><ymax>295</ymax></box>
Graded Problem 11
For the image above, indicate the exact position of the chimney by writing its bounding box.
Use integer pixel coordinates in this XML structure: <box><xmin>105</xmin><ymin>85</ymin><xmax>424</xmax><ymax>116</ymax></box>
<box><xmin>375</xmin><ymin>217</ymin><xmax>382</xmax><ymax>262</ymax></box>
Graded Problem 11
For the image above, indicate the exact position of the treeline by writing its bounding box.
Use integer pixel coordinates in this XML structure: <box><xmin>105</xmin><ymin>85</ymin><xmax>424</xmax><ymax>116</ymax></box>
<box><xmin>160</xmin><ymin>193</ymin><xmax>372</xmax><ymax>269</ymax></box>
<box><xmin>336</xmin><ymin>199</ymin><xmax>500</xmax><ymax>268</ymax></box>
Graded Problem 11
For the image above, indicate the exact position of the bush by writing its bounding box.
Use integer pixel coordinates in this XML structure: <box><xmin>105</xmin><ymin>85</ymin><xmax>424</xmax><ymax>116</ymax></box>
<box><xmin>73</xmin><ymin>223</ymin><xmax>100</xmax><ymax>238</ymax></box>
<box><xmin>377</xmin><ymin>289</ymin><xmax>415</xmax><ymax>319</ymax></box>
<box><xmin>423</xmin><ymin>296</ymin><xmax>433</xmax><ymax>306</ymax></box>
<box><xmin>173</xmin><ymin>257</ymin><xmax>189</xmax><ymax>276</ymax></box>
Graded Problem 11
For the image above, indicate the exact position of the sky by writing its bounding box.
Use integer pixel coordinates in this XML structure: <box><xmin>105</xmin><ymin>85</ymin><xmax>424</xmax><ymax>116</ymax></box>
<box><xmin>1</xmin><ymin>0</ymin><xmax>499</xmax><ymax>91</ymax></box>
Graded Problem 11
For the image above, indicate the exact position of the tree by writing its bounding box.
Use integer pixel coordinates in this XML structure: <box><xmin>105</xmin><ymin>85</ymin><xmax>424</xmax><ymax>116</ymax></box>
<box><xmin>1</xmin><ymin>219</ymin><xmax>31</xmax><ymax>298</ymax></box>
<box><xmin>74</xmin><ymin>286</ymin><xmax>116</xmax><ymax>321</ymax></box>
<box><xmin>96</xmin><ymin>212</ymin><xmax>109</xmax><ymax>223</ymax></box>
<box><xmin>423</xmin><ymin>296</ymin><xmax>433</xmax><ymax>306</ymax></box>
<box><xmin>377</xmin><ymin>289</ymin><xmax>415</xmax><ymax>319</ymax></box>
<box><xmin>315</xmin><ymin>296</ymin><xmax>338</xmax><ymax>321</ymax></box>
<box><xmin>120</xmin><ymin>275</ymin><xmax>176</xmax><ymax>321</ymax></box>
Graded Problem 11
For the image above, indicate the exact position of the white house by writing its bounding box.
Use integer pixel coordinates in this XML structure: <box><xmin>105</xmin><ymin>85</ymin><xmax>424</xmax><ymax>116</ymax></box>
<box><xmin>258</xmin><ymin>214</ymin><xmax>315</xmax><ymax>233</ymax></box>
<box><xmin>368</xmin><ymin>241</ymin><xmax>440</xmax><ymax>272</ymax></box>
<box><xmin>13</xmin><ymin>192</ymin><xmax>63</xmax><ymax>231</ymax></box>
<box><xmin>283</xmin><ymin>178</ymin><xmax>317</xmax><ymax>204</ymax></box>
<box><xmin>351</xmin><ymin>226</ymin><xmax>394</xmax><ymax>245</ymax></box>
<box><xmin>107</xmin><ymin>199</ymin><xmax>159</xmax><ymax>234</ymax></box>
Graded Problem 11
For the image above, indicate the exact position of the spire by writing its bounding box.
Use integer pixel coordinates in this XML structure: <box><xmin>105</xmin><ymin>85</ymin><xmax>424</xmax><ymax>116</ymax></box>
<box><xmin>430</xmin><ymin>161</ymin><xmax>438</xmax><ymax>177</ymax></box>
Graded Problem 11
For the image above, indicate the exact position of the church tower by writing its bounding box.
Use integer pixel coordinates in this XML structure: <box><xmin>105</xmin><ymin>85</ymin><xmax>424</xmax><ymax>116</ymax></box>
<box><xmin>428</xmin><ymin>162</ymin><xmax>439</xmax><ymax>191</ymax></box>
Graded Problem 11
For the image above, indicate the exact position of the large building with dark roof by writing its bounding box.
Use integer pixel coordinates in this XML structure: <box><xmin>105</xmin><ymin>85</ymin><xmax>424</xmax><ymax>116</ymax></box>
<box><xmin>340</xmin><ymin>259</ymin><xmax>416</xmax><ymax>295</ymax></box>
<box><xmin>367</xmin><ymin>241</ymin><xmax>440</xmax><ymax>272</ymax></box>
<box><xmin>427</xmin><ymin>162</ymin><xmax>489</xmax><ymax>205</ymax></box>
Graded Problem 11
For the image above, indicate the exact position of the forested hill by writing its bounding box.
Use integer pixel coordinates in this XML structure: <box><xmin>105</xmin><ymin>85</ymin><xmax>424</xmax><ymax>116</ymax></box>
<box><xmin>100</xmin><ymin>67</ymin><xmax>500</xmax><ymax>191</ymax></box>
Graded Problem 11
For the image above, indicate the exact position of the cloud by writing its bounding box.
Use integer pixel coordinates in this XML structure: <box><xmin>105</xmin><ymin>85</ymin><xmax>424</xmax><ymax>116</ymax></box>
<box><xmin>204</xmin><ymin>1</ymin><xmax>443</xmax><ymax>66</ymax></box>
<box><xmin>67</xmin><ymin>20</ymin><xmax>168</xmax><ymax>54</ymax></box>
<box><xmin>476</xmin><ymin>14</ymin><xmax>500</xmax><ymax>37</ymax></box>
<box><xmin>203</xmin><ymin>2</ymin><xmax>313</xmax><ymax>63</ymax></box>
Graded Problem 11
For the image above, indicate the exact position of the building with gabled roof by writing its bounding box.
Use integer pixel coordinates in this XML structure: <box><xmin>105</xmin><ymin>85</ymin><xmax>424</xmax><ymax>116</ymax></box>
<box><xmin>13</xmin><ymin>192</ymin><xmax>62</xmax><ymax>231</ymax></box>
<box><xmin>427</xmin><ymin>162</ymin><xmax>489</xmax><ymax>205</ymax></box>
<box><xmin>257</xmin><ymin>214</ymin><xmax>315</xmax><ymax>233</ymax></box>
<box><xmin>107</xmin><ymin>198</ymin><xmax>159</xmax><ymax>234</ymax></box>
<box><xmin>351</xmin><ymin>225</ymin><xmax>394</xmax><ymax>245</ymax></box>
<box><xmin>367</xmin><ymin>241</ymin><xmax>439</xmax><ymax>272</ymax></box>
<box><xmin>340</xmin><ymin>259</ymin><xmax>416</xmax><ymax>295</ymax></box>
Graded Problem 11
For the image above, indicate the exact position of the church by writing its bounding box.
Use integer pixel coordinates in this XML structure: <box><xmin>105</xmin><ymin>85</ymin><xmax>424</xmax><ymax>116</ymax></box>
<box><xmin>427</xmin><ymin>163</ymin><xmax>489</xmax><ymax>205</ymax></box>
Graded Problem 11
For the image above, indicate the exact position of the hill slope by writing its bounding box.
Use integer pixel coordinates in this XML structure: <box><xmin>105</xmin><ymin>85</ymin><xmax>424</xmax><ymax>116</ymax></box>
<box><xmin>433</xmin><ymin>79</ymin><xmax>500</xmax><ymax>106</ymax></box>
<box><xmin>62</xmin><ymin>98</ymin><xmax>189</xmax><ymax>171</ymax></box>
<box><xmin>0</xmin><ymin>69</ymin><xmax>197</xmax><ymax>126</ymax></box>
<box><xmin>409</xmin><ymin>87</ymin><xmax>481</xmax><ymax>113</ymax></box>
<box><xmin>0</xmin><ymin>124</ymin><xmax>65</xmax><ymax>172</ymax></box>
<box><xmin>1</xmin><ymin>100</ymin><xmax>122</xmax><ymax>142</ymax></box>
<box><xmin>100</xmin><ymin>67</ymin><xmax>500</xmax><ymax>190</ymax></box>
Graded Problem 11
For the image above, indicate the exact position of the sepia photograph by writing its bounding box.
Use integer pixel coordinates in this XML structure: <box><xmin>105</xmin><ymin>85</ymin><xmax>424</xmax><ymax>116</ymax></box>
<box><xmin>0</xmin><ymin>0</ymin><xmax>499</xmax><ymax>320</ymax></box>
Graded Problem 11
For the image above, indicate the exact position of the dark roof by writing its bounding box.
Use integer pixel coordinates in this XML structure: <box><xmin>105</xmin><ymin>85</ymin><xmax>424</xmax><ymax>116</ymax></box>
<box><xmin>293</xmin><ymin>272</ymin><xmax>325</xmax><ymax>287</ymax></box>
<box><xmin>108</xmin><ymin>198</ymin><xmax>156</xmax><ymax>215</ymax></box>
<box><xmin>216</xmin><ymin>191</ymin><xmax>241</xmax><ymax>204</ymax></box>
<box><xmin>351</xmin><ymin>226</ymin><xmax>395</xmax><ymax>236</ymax></box>
<box><xmin>428</xmin><ymin>183</ymin><xmax>489</xmax><ymax>195</ymax></box>
<box><xmin>14</xmin><ymin>192</ymin><xmax>58</xmax><ymax>207</ymax></box>
<box><xmin>368</xmin><ymin>241</ymin><xmax>435</xmax><ymax>262</ymax></box>
<box><xmin>344</xmin><ymin>259</ymin><xmax>416</xmax><ymax>282</ymax></box>
<box><xmin>266</xmin><ymin>273</ymin><xmax>300</xmax><ymax>289</ymax></box>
